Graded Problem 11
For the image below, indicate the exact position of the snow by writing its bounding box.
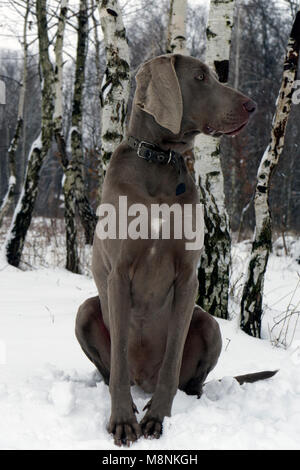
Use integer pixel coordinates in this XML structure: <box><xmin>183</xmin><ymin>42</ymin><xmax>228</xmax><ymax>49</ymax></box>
<box><xmin>8</xmin><ymin>175</ymin><xmax>16</xmax><ymax>186</ymax></box>
<box><xmin>67</xmin><ymin>126</ymin><xmax>79</xmax><ymax>153</ymax></box>
<box><xmin>0</xmin><ymin>227</ymin><xmax>299</xmax><ymax>450</ymax></box>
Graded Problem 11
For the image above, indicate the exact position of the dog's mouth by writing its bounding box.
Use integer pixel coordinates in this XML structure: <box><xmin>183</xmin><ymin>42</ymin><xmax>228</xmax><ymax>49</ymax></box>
<box><xmin>223</xmin><ymin>121</ymin><xmax>249</xmax><ymax>136</ymax></box>
<box><xmin>204</xmin><ymin>120</ymin><xmax>248</xmax><ymax>138</ymax></box>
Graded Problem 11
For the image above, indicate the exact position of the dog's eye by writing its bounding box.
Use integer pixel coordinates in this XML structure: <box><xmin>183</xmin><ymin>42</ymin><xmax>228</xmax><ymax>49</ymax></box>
<box><xmin>196</xmin><ymin>73</ymin><xmax>205</xmax><ymax>81</ymax></box>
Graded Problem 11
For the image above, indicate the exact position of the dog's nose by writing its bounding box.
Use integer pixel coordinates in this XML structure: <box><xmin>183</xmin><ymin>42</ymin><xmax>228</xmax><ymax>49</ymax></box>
<box><xmin>243</xmin><ymin>100</ymin><xmax>257</xmax><ymax>114</ymax></box>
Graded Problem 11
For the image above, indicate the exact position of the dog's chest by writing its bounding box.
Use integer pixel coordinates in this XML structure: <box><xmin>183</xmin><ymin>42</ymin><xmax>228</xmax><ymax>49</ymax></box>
<box><xmin>128</xmin><ymin>242</ymin><xmax>176</xmax><ymax>318</ymax></box>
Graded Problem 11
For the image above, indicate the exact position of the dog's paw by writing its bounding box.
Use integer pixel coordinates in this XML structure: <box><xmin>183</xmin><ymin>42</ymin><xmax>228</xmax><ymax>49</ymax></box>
<box><xmin>141</xmin><ymin>401</ymin><xmax>164</xmax><ymax>439</ymax></box>
<box><xmin>140</xmin><ymin>415</ymin><xmax>163</xmax><ymax>439</ymax></box>
<box><xmin>108</xmin><ymin>415</ymin><xmax>142</xmax><ymax>447</ymax></box>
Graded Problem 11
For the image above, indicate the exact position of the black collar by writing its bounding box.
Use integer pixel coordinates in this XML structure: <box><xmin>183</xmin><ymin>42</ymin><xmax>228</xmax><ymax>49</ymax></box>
<box><xmin>127</xmin><ymin>136</ymin><xmax>187</xmax><ymax>196</ymax></box>
<box><xmin>127</xmin><ymin>135</ymin><xmax>182</xmax><ymax>167</ymax></box>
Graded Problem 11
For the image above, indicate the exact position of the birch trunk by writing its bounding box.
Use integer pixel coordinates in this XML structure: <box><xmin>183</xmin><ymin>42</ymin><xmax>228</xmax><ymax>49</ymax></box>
<box><xmin>0</xmin><ymin>0</ymin><xmax>30</xmax><ymax>227</ymax></box>
<box><xmin>230</xmin><ymin>3</ymin><xmax>241</xmax><ymax>223</ymax></box>
<box><xmin>53</xmin><ymin>0</ymin><xmax>68</xmax><ymax>160</ymax></box>
<box><xmin>91</xmin><ymin>0</ymin><xmax>102</xmax><ymax>92</ymax></box>
<box><xmin>194</xmin><ymin>0</ymin><xmax>235</xmax><ymax>319</ymax></box>
<box><xmin>52</xmin><ymin>0</ymin><xmax>80</xmax><ymax>273</ymax></box>
<box><xmin>65</xmin><ymin>0</ymin><xmax>97</xmax><ymax>245</ymax></box>
<box><xmin>166</xmin><ymin>0</ymin><xmax>188</xmax><ymax>54</ymax></box>
<box><xmin>6</xmin><ymin>0</ymin><xmax>54</xmax><ymax>267</ymax></box>
<box><xmin>240</xmin><ymin>10</ymin><xmax>300</xmax><ymax>337</ymax></box>
<box><xmin>98</xmin><ymin>0</ymin><xmax>130</xmax><ymax>199</ymax></box>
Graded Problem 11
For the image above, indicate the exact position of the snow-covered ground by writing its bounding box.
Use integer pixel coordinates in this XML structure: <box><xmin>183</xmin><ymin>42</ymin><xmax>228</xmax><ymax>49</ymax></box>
<box><xmin>0</xmin><ymin>222</ymin><xmax>299</xmax><ymax>450</ymax></box>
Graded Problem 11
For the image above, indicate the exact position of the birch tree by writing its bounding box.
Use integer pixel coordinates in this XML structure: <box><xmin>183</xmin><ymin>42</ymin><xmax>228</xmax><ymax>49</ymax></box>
<box><xmin>240</xmin><ymin>9</ymin><xmax>300</xmax><ymax>337</ymax></box>
<box><xmin>5</xmin><ymin>0</ymin><xmax>54</xmax><ymax>267</ymax></box>
<box><xmin>0</xmin><ymin>0</ymin><xmax>30</xmax><ymax>227</ymax></box>
<box><xmin>194</xmin><ymin>0</ymin><xmax>235</xmax><ymax>319</ymax></box>
<box><xmin>64</xmin><ymin>0</ymin><xmax>97</xmax><ymax>245</ymax></box>
<box><xmin>98</xmin><ymin>0</ymin><xmax>131</xmax><ymax>198</ymax></box>
<box><xmin>53</xmin><ymin>0</ymin><xmax>68</xmax><ymax>155</ymax></box>
<box><xmin>52</xmin><ymin>0</ymin><xmax>80</xmax><ymax>273</ymax></box>
<box><xmin>166</xmin><ymin>0</ymin><xmax>188</xmax><ymax>54</ymax></box>
<box><xmin>91</xmin><ymin>0</ymin><xmax>102</xmax><ymax>92</ymax></box>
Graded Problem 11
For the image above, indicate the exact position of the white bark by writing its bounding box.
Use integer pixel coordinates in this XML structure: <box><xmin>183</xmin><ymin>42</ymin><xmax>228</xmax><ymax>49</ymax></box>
<box><xmin>53</xmin><ymin>0</ymin><xmax>68</xmax><ymax>127</ymax></box>
<box><xmin>195</xmin><ymin>0</ymin><xmax>235</xmax><ymax>196</ymax></box>
<box><xmin>195</xmin><ymin>0</ymin><xmax>235</xmax><ymax>319</ymax></box>
<box><xmin>205</xmin><ymin>0</ymin><xmax>235</xmax><ymax>68</ymax></box>
<box><xmin>17</xmin><ymin>2</ymin><xmax>29</xmax><ymax>122</ymax></box>
<box><xmin>98</xmin><ymin>0</ymin><xmax>130</xmax><ymax>193</ymax></box>
<box><xmin>229</xmin><ymin>4</ymin><xmax>241</xmax><ymax>224</ymax></box>
<box><xmin>241</xmin><ymin>9</ymin><xmax>300</xmax><ymax>337</ymax></box>
<box><xmin>166</xmin><ymin>0</ymin><xmax>188</xmax><ymax>54</ymax></box>
<box><xmin>234</xmin><ymin>4</ymin><xmax>241</xmax><ymax>90</ymax></box>
<box><xmin>91</xmin><ymin>0</ymin><xmax>102</xmax><ymax>91</ymax></box>
<box><xmin>53</xmin><ymin>0</ymin><xmax>68</xmax><ymax>167</ymax></box>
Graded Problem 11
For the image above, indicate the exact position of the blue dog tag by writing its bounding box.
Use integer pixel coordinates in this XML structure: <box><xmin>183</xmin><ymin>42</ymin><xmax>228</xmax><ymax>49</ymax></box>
<box><xmin>176</xmin><ymin>183</ymin><xmax>186</xmax><ymax>196</ymax></box>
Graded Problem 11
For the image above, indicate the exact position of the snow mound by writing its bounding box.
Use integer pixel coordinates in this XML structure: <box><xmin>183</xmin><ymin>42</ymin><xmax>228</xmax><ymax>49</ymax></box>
<box><xmin>0</xmin><ymin>244</ymin><xmax>299</xmax><ymax>449</ymax></box>
<box><xmin>49</xmin><ymin>381</ymin><xmax>75</xmax><ymax>416</ymax></box>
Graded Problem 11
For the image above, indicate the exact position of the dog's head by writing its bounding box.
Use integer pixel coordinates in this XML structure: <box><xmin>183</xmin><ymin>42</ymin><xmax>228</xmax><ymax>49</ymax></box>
<box><xmin>134</xmin><ymin>54</ymin><xmax>256</xmax><ymax>144</ymax></box>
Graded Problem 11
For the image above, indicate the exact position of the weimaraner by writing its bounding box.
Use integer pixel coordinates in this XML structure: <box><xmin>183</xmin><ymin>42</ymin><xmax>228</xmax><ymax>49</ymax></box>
<box><xmin>75</xmin><ymin>54</ymin><xmax>276</xmax><ymax>446</ymax></box>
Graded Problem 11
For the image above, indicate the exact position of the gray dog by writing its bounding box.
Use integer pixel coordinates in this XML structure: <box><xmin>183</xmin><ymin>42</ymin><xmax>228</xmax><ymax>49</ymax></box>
<box><xmin>75</xmin><ymin>54</ymin><xmax>276</xmax><ymax>446</ymax></box>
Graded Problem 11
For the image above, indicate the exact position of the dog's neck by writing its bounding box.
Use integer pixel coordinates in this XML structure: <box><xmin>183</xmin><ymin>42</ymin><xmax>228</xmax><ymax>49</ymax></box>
<box><xmin>127</xmin><ymin>104</ymin><xmax>198</xmax><ymax>154</ymax></box>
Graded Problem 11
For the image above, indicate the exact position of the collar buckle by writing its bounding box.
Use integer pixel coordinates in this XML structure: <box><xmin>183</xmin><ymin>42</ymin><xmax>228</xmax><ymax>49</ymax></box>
<box><xmin>137</xmin><ymin>140</ymin><xmax>155</xmax><ymax>160</ymax></box>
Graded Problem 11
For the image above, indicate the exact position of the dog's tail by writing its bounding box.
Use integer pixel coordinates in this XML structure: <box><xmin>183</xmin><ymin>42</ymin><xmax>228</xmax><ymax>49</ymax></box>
<box><xmin>203</xmin><ymin>370</ymin><xmax>278</xmax><ymax>390</ymax></box>
<box><xmin>233</xmin><ymin>369</ymin><xmax>278</xmax><ymax>385</ymax></box>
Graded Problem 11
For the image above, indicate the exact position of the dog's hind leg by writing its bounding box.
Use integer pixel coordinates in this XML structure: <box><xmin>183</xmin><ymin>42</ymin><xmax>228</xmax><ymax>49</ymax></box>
<box><xmin>75</xmin><ymin>296</ymin><xmax>111</xmax><ymax>385</ymax></box>
<box><xmin>179</xmin><ymin>305</ymin><xmax>222</xmax><ymax>397</ymax></box>
<box><xmin>179</xmin><ymin>307</ymin><xmax>278</xmax><ymax>395</ymax></box>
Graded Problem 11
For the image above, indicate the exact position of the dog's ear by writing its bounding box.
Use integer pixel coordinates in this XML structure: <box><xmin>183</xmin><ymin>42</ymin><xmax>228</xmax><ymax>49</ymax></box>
<box><xmin>134</xmin><ymin>55</ymin><xmax>183</xmax><ymax>135</ymax></box>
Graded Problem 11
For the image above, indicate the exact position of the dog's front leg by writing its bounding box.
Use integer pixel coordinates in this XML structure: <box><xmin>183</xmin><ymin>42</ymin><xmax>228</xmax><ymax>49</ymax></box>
<box><xmin>107</xmin><ymin>266</ymin><xmax>141</xmax><ymax>446</ymax></box>
<box><xmin>141</xmin><ymin>267</ymin><xmax>198</xmax><ymax>438</ymax></box>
